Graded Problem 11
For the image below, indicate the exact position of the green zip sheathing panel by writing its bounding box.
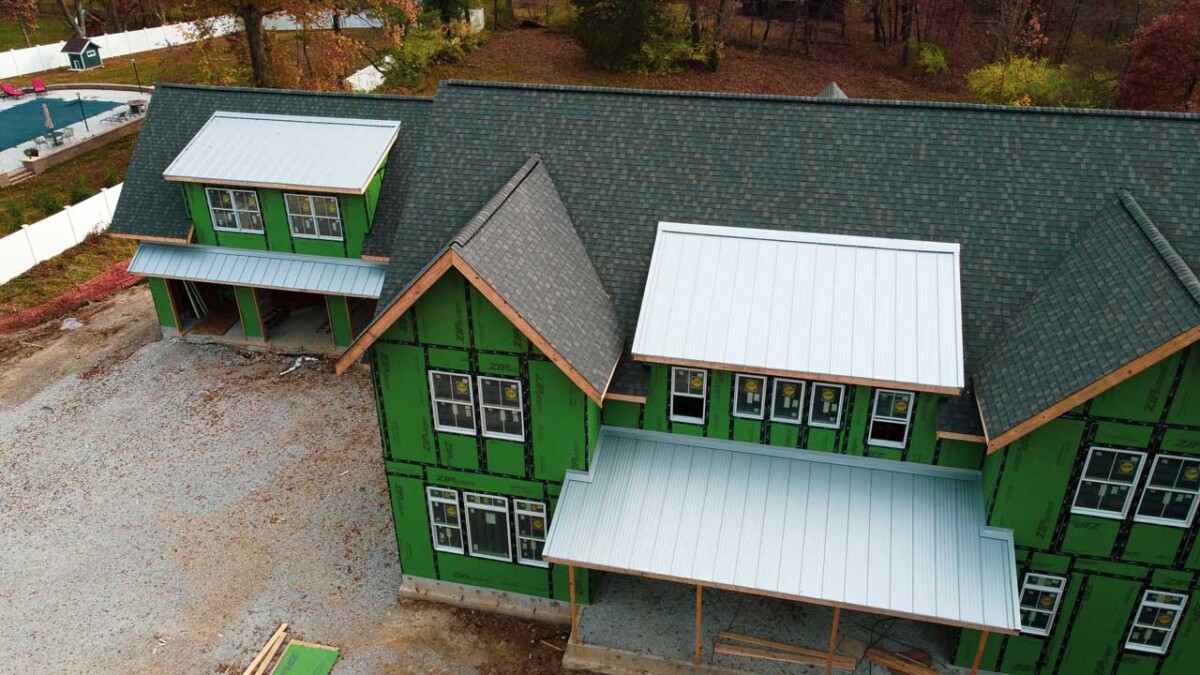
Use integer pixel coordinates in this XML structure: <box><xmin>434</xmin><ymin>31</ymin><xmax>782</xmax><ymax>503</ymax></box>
<box><xmin>1122</xmin><ymin>524</ymin><xmax>1184</xmax><ymax>565</ymax></box>
<box><xmin>147</xmin><ymin>278</ymin><xmax>177</xmax><ymax>328</ymax></box>
<box><xmin>530</xmin><ymin>359</ymin><xmax>587</xmax><ymax>481</ymax></box>
<box><xmin>470</xmin><ymin>287</ymin><xmax>528</xmax><ymax>352</ymax></box>
<box><xmin>374</xmin><ymin>342</ymin><xmax>436</xmax><ymax>463</ymax></box>
<box><xmin>414</xmin><ymin>273</ymin><xmax>469</xmax><ymax>348</ymax></box>
<box><xmin>1061</xmin><ymin>515</ymin><xmax>1120</xmax><ymax>556</ymax></box>
<box><xmin>1162</xmin><ymin>600</ymin><xmax>1200</xmax><ymax>672</ymax></box>
<box><xmin>234</xmin><ymin>286</ymin><xmax>264</xmax><ymax>340</ymax></box>
<box><xmin>485</xmin><ymin>439</ymin><xmax>524</xmax><ymax>477</ymax></box>
<box><xmin>388</xmin><ymin>475</ymin><xmax>436</xmax><ymax>578</ymax></box>
<box><xmin>364</xmin><ymin>163</ymin><xmax>385</xmax><ymax>224</ymax></box>
<box><xmin>325</xmin><ymin>295</ymin><xmax>352</xmax><ymax>347</ymax></box>
<box><xmin>988</xmin><ymin>419</ymin><xmax>1083</xmax><ymax>549</ymax></box>
<box><xmin>1089</xmin><ymin>352</ymin><xmax>1179</xmax><ymax>422</ymax></box>
<box><xmin>1057</xmin><ymin>576</ymin><xmax>1140</xmax><ymax>674</ymax></box>
<box><xmin>936</xmin><ymin>439</ymin><xmax>985</xmax><ymax>470</ymax></box>
<box><xmin>1166</xmin><ymin>348</ymin><xmax>1200</xmax><ymax>427</ymax></box>
<box><xmin>603</xmin><ymin>400</ymin><xmax>641</xmax><ymax>428</ymax></box>
<box><xmin>705</xmin><ymin>370</ymin><xmax>733</xmax><ymax>439</ymax></box>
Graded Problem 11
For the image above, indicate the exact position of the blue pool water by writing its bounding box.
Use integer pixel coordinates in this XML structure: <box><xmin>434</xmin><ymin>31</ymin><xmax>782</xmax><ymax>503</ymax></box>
<box><xmin>0</xmin><ymin>97</ymin><xmax>124</xmax><ymax>149</ymax></box>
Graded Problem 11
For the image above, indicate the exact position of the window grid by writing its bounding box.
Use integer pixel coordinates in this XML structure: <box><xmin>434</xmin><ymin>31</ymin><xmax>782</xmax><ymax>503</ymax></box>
<box><xmin>733</xmin><ymin>374</ymin><xmax>768</xmax><ymax>420</ymax></box>
<box><xmin>284</xmin><ymin>193</ymin><xmax>343</xmax><ymax>240</ymax></box>
<box><xmin>1018</xmin><ymin>573</ymin><xmax>1067</xmax><ymax>637</ymax></box>
<box><xmin>1134</xmin><ymin>455</ymin><xmax>1200</xmax><ymax>528</ymax></box>
<box><xmin>808</xmin><ymin>382</ymin><xmax>846</xmax><ymax>429</ymax></box>
<box><xmin>206</xmin><ymin>187</ymin><xmax>263</xmax><ymax>233</ymax></box>
<box><xmin>670</xmin><ymin>367</ymin><xmax>707</xmax><ymax>424</ymax></box>
<box><xmin>1071</xmin><ymin>447</ymin><xmax>1147</xmax><ymax>520</ymax></box>
<box><xmin>426</xmin><ymin>487</ymin><xmax>464</xmax><ymax>554</ymax></box>
<box><xmin>464</xmin><ymin>492</ymin><xmax>511</xmax><ymax>562</ymax></box>
<box><xmin>770</xmin><ymin>378</ymin><xmax>806</xmax><ymax>424</ymax></box>
<box><xmin>514</xmin><ymin>499</ymin><xmax>549</xmax><ymax>568</ymax></box>
<box><xmin>477</xmin><ymin>376</ymin><xmax>524</xmax><ymax>441</ymax></box>
<box><xmin>428</xmin><ymin>370</ymin><xmax>475</xmax><ymax>435</ymax></box>
<box><xmin>1126</xmin><ymin>590</ymin><xmax>1187</xmax><ymax>655</ymax></box>
<box><xmin>867</xmin><ymin>389</ymin><xmax>915</xmax><ymax>448</ymax></box>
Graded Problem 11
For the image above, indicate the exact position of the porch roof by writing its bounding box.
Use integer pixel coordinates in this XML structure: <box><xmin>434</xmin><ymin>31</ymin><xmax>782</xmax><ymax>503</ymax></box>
<box><xmin>128</xmin><ymin>242</ymin><xmax>387</xmax><ymax>298</ymax></box>
<box><xmin>543</xmin><ymin>427</ymin><xmax>1020</xmax><ymax>634</ymax></box>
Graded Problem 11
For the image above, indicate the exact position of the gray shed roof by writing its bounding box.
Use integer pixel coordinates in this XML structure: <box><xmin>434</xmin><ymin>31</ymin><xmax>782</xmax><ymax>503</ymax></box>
<box><xmin>128</xmin><ymin>243</ymin><xmax>387</xmax><ymax>297</ymax></box>
<box><xmin>544</xmin><ymin>427</ymin><xmax>1020</xmax><ymax>633</ymax></box>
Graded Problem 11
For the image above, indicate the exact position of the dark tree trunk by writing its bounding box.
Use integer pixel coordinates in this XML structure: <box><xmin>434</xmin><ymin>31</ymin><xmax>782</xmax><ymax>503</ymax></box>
<box><xmin>688</xmin><ymin>0</ymin><xmax>702</xmax><ymax>49</ymax></box>
<box><xmin>59</xmin><ymin>0</ymin><xmax>87</xmax><ymax>38</ymax></box>
<box><xmin>333</xmin><ymin>13</ymin><xmax>342</xmax><ymax>33</ymax></box>
<box><xmin>239</xmin><ymin>3</ymin><xmax>271</xmax><ymax>88</ymax></box>
<box><xmin>899</xmin><ymin>0</ymin><xmax>913</xmax><ymax>63</ymax></box>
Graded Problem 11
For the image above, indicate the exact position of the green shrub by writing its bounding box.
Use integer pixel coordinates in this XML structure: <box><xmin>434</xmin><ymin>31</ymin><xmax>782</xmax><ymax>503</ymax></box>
<box><xmin>381</xmin><ymin>23</ymin><xmax>480</xmax><ymax>90</ymax></box>
<box><xmin>35</xmin><ymin>192</ymin><xmax>61</xmax><ymax>214</ymax></box>
<box><xmin>967</xmin><ymin>57</ymin><xmax>1114</xmax><ymax>108</ymax></box>
<box><xmin>68</xmin><ymin>177</ymin><xmax>91</xmax><ymax>205</ymax></box>
<box><xmin>910</xmin><ymin>40</ymin><xmax>948</xmax><ymax>75</ymax></box>
<box><xmin>572</xmin><ymin>0</ymin><xmax>691</xmax><ymax>73</ymax></box>
<box><xmin>102</xmin><ymin>169</ymin><xmax>120</xmax><ymax>188</ymax></box>
<box><xmin>5</xmin><ymin>200</ymin><xmax>25</xmax><ymax>226</ymax></box>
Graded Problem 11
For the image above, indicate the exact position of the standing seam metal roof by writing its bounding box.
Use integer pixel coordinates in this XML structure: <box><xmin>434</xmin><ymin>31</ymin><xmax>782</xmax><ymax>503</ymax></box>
<box><xmin>543</xmin><ymin>427</ymin><xmax>1020</xmax><ymax>633</ymax></box>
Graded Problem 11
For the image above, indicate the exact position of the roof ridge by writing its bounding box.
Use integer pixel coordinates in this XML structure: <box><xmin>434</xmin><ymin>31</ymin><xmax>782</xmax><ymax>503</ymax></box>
<box><xmin>154</xmin><ymin>82</ymin><xmax>434</xmax><ymax>103</ymax></box>
<box><xmin>1119</xmin><ymin>191</ymin><xmax>1200</xmax><ymax>305</ymax></box>
<box><xmin>453</xmin><ymin>155</ymin><xmax>544</xmax><ymax>247</ymax></box>
<box><xmin>438</xmin><ymin>79</ymin><xmax>1200</xmax><ymax>122</ymax></box>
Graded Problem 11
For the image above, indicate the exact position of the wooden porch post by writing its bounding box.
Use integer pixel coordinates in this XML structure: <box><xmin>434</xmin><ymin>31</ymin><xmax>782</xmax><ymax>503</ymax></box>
<box><xmin>971</xmin><ymin>631</ymin><xmax>989</xmax><ymax>675</ymax></box>
<box><xmin>825</xmin><ymin>606</ymin><xmax>841</xmax><ymax>675</ymax></box>
<box><xmin>694</xmin><ymin>584</ymin><xmax>703</xmax><ymax>665</ymax></box>
<box><xmin>569</xmin><ymin>565</ymin><xmax>579</xmax><ymax>645</ymax></box>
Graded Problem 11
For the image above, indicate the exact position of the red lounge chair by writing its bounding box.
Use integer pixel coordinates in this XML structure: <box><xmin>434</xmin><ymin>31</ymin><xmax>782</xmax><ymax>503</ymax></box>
<box><xmin>31</xmin><ymin>78</ymin><xmax>47</xmax><ymax>94</ymax></box>
<box><xmin>1</xmin><ymin>82</ymin><xmax>26</xmax><ymax>98</ymax></box>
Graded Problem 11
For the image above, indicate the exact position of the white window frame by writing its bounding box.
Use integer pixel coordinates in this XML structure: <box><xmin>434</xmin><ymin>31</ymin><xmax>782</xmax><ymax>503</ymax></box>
<box><xmin>1071</xmin><ymin>447</ymin><xmax>1147</xmax><ymax>520</ymax></box>
<box><xmin>769</xmin><ymin>378</ymin><xmax>806</xmax><ymax>424</ymax></box>
<box><xmin>670</xmin><ymin>367</ymin><xmax>707</xmax><ymax>425</ymax></box>
<box><xmin>464</xmin><ymin>492</ymin><xmax>511</xmax><ymax>562</ymax></box>
<box><xmin>426</xmin><ymin>486</ymin><xmax>464</xmax><ymax>554</ymax></box>
<box><xmin>1134</xmin><ymin>454</ymin><xmax>1200</xmax><ymax>528</ymax></box>
<box><xmin>1018</xmin><ymin>573</ymin><xmax>1067</xmax><ymax>637</ymax></box>
<box><xmin>477</xmin><ymin>376</ymin><xmax>524</xmax><ymax>442</ymax></box>
<box><xmin>807</xmin><ymin>382</ymin><xmax>846</xmax><ymax>429</ymax></box>
<box><xmin>514</xmin><ymin>499</ymin><xmax>549</xmax><ymax>568</ymax></box>
<box><xmin>1125</xmin><ymin>590</ymin><xmax>1187</xmax><ymax>655</ymax></box>
<box><xmin>733</xmin><ymin>373</ymin><xmax>768</xmax><ymax>420</ymax></box>
<box><xmin>867</xmin><ymin>389</ymin><xmax>915</xmax><ymax>448</ymax></box>
<box><xmin>284</xmin><ymin>192</ymin><xmax>344</xmax><ymax>241</ymax></box>
<box><xmin>428</xmin><ymin>370</ymin><xmax>476</xmax><ymax>435</ymax></box>
<box><xmin>205</xmin><ymin>187</ymin><xmax>263</xmax><ymax>233</ymax></box>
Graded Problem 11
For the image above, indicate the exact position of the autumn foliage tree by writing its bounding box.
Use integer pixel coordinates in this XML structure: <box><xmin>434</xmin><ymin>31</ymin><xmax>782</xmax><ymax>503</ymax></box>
<box><xmin>1117</xmin><ymin>0</ymin><xmax>1200</xmax><ymax>112</ymax></box>
<box><xmin>0</xmin><ymin>0</ymin><xmax>39</xmax><ymax>47</ymax></box>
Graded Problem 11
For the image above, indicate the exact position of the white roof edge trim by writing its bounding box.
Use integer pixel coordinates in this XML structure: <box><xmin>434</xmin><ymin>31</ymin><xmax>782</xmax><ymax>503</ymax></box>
<box><xmin>212</xmin><ymin>110</ymin><xmax>402</xmax><ymax>129</ymax></box>
<box><xmin>657</xmin><ymin>221</ymin><xmax>962</xmax><ymax>255</ymax></box>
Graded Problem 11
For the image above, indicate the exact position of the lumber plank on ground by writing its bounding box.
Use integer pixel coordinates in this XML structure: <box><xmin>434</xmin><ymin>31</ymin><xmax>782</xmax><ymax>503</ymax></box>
<box><xmin>866</xmin><ymin>647</ymin><xmax>938</xmax><ymax>675</ymax></box>
<box><xmin>253</xmin><ymin>631</ymin><xmax>287</xmax><ymax>675</ymax></box>
<box><xmin>714</xmin><ymin>642</ymin><xmax>856</xmax><ymax>670</ymax></box>
<box><xmin>242</xmin><ymin>624</ymin><xmax>288</xmax><ymax>675</ymax></box>
<box><xmin>717</xmin><ymin>631</ymin><xmax>854</xmax><ymax>664</ymax></box>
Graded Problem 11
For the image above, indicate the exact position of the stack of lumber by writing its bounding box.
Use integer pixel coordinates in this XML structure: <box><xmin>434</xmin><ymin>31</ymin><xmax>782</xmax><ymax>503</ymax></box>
<box><xmin>865</xmin><ymin>646</ymin><xmax>937</xmax><ymax>675</ymax></box>
<box><xmin>713</xmin><ymin>631</ymin><xmax>856</xmax><ymax>670</ymax></box>
<box><xmin>235</xmin><ymin>624</ymin><xmax>340</xmax><ymax>675</ymax></box>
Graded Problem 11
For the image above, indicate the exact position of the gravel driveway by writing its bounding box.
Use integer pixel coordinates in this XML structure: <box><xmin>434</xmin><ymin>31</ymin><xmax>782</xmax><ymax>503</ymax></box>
<box><xmin>0</xmin><ymin>307</ymin><xmax>567</xmax><ymax>674</ymax></box>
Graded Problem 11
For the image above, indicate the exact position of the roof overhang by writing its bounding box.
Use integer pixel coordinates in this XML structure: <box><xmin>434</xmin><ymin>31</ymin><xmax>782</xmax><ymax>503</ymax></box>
<box><xmin>545</xmin><ymin>427</ymin><xmax>1021</xmax><ymax>635</ymax></box>
<box><xmin>162</xmin><ymin>111</ymin><xmax>400</xmax><ymax>195</ymax></box>
<box><xmin>127</xmin><ymin>242</ymin><xmax>387</xmax><ymax>298</ymax></box>
<box><xmin>631</xmin><ymin>223</ymin><xmax>965</xmax><ymax>395</ymax></box>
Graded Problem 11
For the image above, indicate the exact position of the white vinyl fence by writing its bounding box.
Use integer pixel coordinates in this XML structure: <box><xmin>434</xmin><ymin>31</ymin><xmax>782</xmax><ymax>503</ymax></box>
<box><xmin>0</xmin><ymin>183</ymin><xmax>121</xmax><ymax>284</ymax></box>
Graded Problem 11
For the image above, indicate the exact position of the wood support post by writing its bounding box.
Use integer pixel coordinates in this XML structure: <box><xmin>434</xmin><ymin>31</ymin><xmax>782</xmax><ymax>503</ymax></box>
<box><xmin>971</xmin><ymin>631</ymin><xmax>989</xmax><ymax>675</ymax></box>
<box><xmin>694</xmin><ymin>584</ymin><xmax>703</xmax><ymax>665</ymax></box>
<box><xmin>569</xmin><ymin>565</ymin><xmax>579</xmax><ymax>645</ymax></box>
<box><xmin>825</xmin><ymin>606</ymin><xmax>841</xmax><ymax>675</ymax></box>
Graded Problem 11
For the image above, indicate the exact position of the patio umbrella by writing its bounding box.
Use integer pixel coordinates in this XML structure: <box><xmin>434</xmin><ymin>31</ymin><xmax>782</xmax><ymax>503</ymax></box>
<box><xmin>42</xmin><ymin>103</ymin><xmax>53</xmax><ymax>131</ymax></box>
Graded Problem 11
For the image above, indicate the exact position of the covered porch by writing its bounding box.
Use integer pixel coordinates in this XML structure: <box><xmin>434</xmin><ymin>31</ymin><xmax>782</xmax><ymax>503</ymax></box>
<box><xmin>545</xmin><ymin>428</ymin><xmax>1020</xmax><ymax>674</ymax></box>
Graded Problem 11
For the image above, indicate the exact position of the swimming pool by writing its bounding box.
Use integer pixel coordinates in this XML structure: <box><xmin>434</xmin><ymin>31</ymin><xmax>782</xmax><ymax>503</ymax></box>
<box><xmin>0</xmin><ymin>96</ymin><xmax>124</xmax><ymax>149</ymax></box>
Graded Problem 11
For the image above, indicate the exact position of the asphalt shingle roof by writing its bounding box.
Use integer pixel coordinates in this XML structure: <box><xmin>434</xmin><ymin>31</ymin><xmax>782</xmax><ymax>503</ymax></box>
<box><xmin>109</xmin><ymin>83</ymin><xmax>430</xmax><ymax>258</ymax></box>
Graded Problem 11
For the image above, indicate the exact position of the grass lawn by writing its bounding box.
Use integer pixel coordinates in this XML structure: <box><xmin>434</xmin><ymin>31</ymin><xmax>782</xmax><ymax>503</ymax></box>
<box><xmin>0</xmin><ymin>233</ymin><xmax>136</xmax><ymax>315</ymax></box>
<box><xmin>0</xmin><ymin>18</ymin><xmax>74</xmax><ymax>52</ymax></box>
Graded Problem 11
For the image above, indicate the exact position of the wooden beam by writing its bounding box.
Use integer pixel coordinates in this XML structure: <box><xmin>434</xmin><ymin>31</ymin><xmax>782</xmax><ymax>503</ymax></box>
<box><xmin>865</xmin><ymin>647</ymin><xmax>937</xmax><ymax>675</ymax></box>
<box><xmin>713</xmin><ymin>643</ymin><xmax>855</xmax><ymax>670</ymax></box>
<box><xmin>985</xmin><ymin>323</ymin><xmax>1200</xmax><ymax>453</ymax></box>
<box><xmin>631</xmin><ymin>353</ymin><xmax>962</xmax><ymax>396</ymax></box>
<box><xmin>361</xmin><ymin>254</ymin><xmax>390</xmax><ymax>263</ymax></box>
<box><xmin>604</xmin><ymin>392</ymin><xmax>648</xmax><ymax>404</ymax></box>
<box><xmin>694</xmin><ymin>585</ymin><xmax>703</xmax><ymax>665</ymax></box>
<box><xmin>569</xmin><ymin>565</ymin><xmax>579</xmax><ymax>645</ymax></box>
<box><xmin>971</xmin><ymin>631</ymin><xmax>989</xmax><ymax>675</ymax></box>
<box><xmin>936</xmin><ymin>429</ymin><xmax>987</xmax><ymax>444</ymax></box>
<box><xmin>241</xmin><ymin>623</ymin><xmax>287</xmax><ymax>675</ymax></box>
<box><xmin>825</xmin><ymin>606</ymin><xmax>840</xmax><ymax>675</ymax></box>
<box><xmin>109</xmin><ymin>232</ymin><xmax>188</xmax><ymax>244</ymax></box>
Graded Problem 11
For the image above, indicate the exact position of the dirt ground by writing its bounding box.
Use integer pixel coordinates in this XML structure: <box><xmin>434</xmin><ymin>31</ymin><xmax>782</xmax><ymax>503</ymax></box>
<box><xmin>0</xmin><ymin>286</ymin><xmax>569</xmax><ymax>674</ymax></box>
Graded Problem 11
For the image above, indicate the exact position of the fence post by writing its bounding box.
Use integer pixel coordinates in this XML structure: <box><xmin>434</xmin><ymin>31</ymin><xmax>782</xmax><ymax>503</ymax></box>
<box><xmin>21</xmin><ymin>224</ymin><xmax>39</xmax><ymax>264</ymax></box>
<box><xmin>99</xmin><ymin>186</ymin><xmax>113</xmax><ymax>216</ymax></box>
<box><xmin>65</xmin><ymin>204</ymin><xmax>82</xmax><ymax>245</ymax></box>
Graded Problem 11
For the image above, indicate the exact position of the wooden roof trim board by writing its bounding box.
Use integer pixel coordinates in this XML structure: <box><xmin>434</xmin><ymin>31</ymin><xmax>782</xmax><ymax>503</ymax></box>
<box><xmin>936</xmin><ymin>430</ymin><xmax>988</xmax><ymax>444</ymax></box>
<box><xmin>109</xmin><ymin>232</ymin><xmax>189</xmax><ymax>244</ymax></box>
<box><xmin>631</xmin><ymin>354</ymin><xmax>963</xmax><ymax>396</ymax></box>
<box><xmin>984</xmin><ymin>323</ymin><xmax>1200</xmax><ymax>453</ymax></box>
<box><xmin>361</xmin><ymin>255</ymin><xmax>390</xmax><ymax>263</ymax></box>
<box><xmin>604</xmin><ymin>392</ymin><xmax>648</xmax><ymax>404</ymax></box>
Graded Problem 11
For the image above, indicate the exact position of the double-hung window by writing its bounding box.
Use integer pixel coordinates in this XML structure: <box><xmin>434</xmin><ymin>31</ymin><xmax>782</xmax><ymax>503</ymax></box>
<box><xmin>868</xmin><ymin>389</ymin><xmax>914</xmax><ymax>448</ymax></box>
<box><xmin>1126</xmin><ymin>590</ymin><xmax>1187</xmax><ymax>654</ymax></box>
<box><xmin>464</xmin><ymin>493</ymin><xmax>511</xmax><ymax>562</ymax></box>
<box><xmin>670</xmin><ymin>367</ymin><xmax>707</xmax><ymax>424</ymax></box>
<box><xmin>1071</xmin><ymin>447</ymin><xmax>1146</xmax><ymax>519</ymax></box>
<box><xmin>206</xmin><ymin>187</ymin><xmax>263</xmax><ymax>233</ymax></box>
<box><xmin>1018</xmin><ymin>573</ymin><xmax>1067</xmax><ymax>636</ymax></box>
<box><xmin>733</xmin><ymin>374</ymin><xmax>768</xmax><ymax>419</ymax></box>
<box><xmin>1135</xmin><ymin>455</ymin><xmax>1200</xmax><ymax>527</ymax></box>
<box><xmin>478</xmin><ymin>376</ymin><xmax>523</xmax><ymax>441</ymax></box>
<box><xmin>429</xmin><ymin>370</ymin><xmax>475</xmax><ymax>434</ymax></box>
<box><xmin>770</xmin><ymin>378</ymin><xmax>805</xmax><ymax>423</ymax></box>
<box><xmin>427</xmin><ymin>487</ymin><xmax>464</xmax><ymax>554</ymax></box>
<box><xmin>808</xmin><ymin>382</ymin><xmax>845</xmax><ymax>429</ymax></box>
<box><xmin>514</xmin><ymin>500</ymin><xmax>548</xmax><ymax>567</ymax></box>
<box><xmin>284</xmin><ymin>193</ymin><xmax>343</xmax><ymax>240</ymax></box>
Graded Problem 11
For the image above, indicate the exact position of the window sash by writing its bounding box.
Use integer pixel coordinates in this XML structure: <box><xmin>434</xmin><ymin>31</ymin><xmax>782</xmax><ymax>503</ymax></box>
<box><xmin>1071</xmin><ymin>447</ymin><xmax>1146</xmax><ymax>519</ymax></box>
<box><xmin>464</xmin><ymin>492</ymin><xmax>511</xmax><ymax>562</ymax></box>
<box><xmin>426</xmin><ymin>487</ymin><xmax>464</xmax><ymax>554</ymax></box>
<box><xmin>429</xmin><ymin>370</ymin><xmax>475</xmax><ymax>434</ymax></box>
<box><xmin>733</xmin><ymin>374</ymin><xmax>768</xmax><ymax>419</ymax></box>
<box><xmin>514</xmin><ymin>499</ymin><xmax>548</xmax><ymax>568</ymax></box>
<box><xmin>770</xmin><ymin>378</ymin><xmax>805</xmax><ymax>423</ymax></box>
<box><xmin>206</xmin><ymin>187</ymin><xmax>263</xmax><ymax>233</ymax></box>
<box><xmin>1018</xmin><ymin>573</ymin><xmax>1066</xmax><ymax>636</ymax></box>
<box><xmin>1126</xmin><ymin>590</ymin><xmax>1187</xmax><ymax>655</ymax></box>
<box><xmin>808</xmin><ymin>382</ymin><xmax>845</xmax><ymax>429</ymax></box>
<box><xmin>1135</xmin><ymin>455</ymin><xmax>1200</xmax><ymax>527</ymax></box>
<box><xmin>868</xmin><ymin>389</ymin><xmax>915</xmax><ymax>448</ymax></box>
<box><xmin>478</xmin><ymin>376</ymin><xmax>523</xmax><ymax>441</ymax></box>
<box><xmin>670</xmin><ymin>367</ymin><xmax>707</xmax><ymax>424</ymax></box>
<box><xmin>284</xmin><ymin>193</ymin><xmax>344</xmax><ymax>241</ymax></box>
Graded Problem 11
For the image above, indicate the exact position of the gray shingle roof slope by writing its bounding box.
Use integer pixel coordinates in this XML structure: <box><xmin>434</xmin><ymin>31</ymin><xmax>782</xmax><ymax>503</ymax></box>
<box><xmin>109</xmin><ymin>83</ymin><xmax>431</xmax><ymax>258</ymax></box>
<box><xmin>451</xmin><ymin>155</ymin><xmax>623</xmax><ymax>395</ymax></box>
<box><xmin>381</xmin><ymin>81</ymin><xmax>1200</xmax><ymax>427</ymax></box>
<box><xmin>976</xmin><ymin>193</ymin><xmax>1200</xmax><ymax>439</ymax></box>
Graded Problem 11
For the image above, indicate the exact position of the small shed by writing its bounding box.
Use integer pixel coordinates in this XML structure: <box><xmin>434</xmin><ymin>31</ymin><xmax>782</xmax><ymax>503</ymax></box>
<box><xmin>61</xmin><ymin>37</ymin><xmax>103</xmax><ymax>71</ymax></box>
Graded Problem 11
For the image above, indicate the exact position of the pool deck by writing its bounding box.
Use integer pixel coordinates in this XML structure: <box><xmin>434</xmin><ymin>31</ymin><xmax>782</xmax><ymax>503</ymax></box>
<box><xmin>0</xmin><ymin>88</ymin><xmax>149</xmax><ymax>174</ymax></box>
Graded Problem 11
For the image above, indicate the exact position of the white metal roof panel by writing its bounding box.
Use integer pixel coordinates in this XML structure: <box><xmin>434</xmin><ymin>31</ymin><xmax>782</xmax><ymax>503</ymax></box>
<box><xmin>128</xmin><ymin>243</ymin><xmax>387</xmax><ymax>297</ymax></box>
<box><xmin>162</xmin><ymin>111</ymin><xmax>400</xmax><ymax>194</ymax></box>
<box><xmin>631</xmin><ymin>223</ymin><xmax>965</xmax><ymax>392</ymax></box>
<box><xmin>543</xmin><ymin>428</ymin><xmax>1020</xmax><ymax>633</ymax></box>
